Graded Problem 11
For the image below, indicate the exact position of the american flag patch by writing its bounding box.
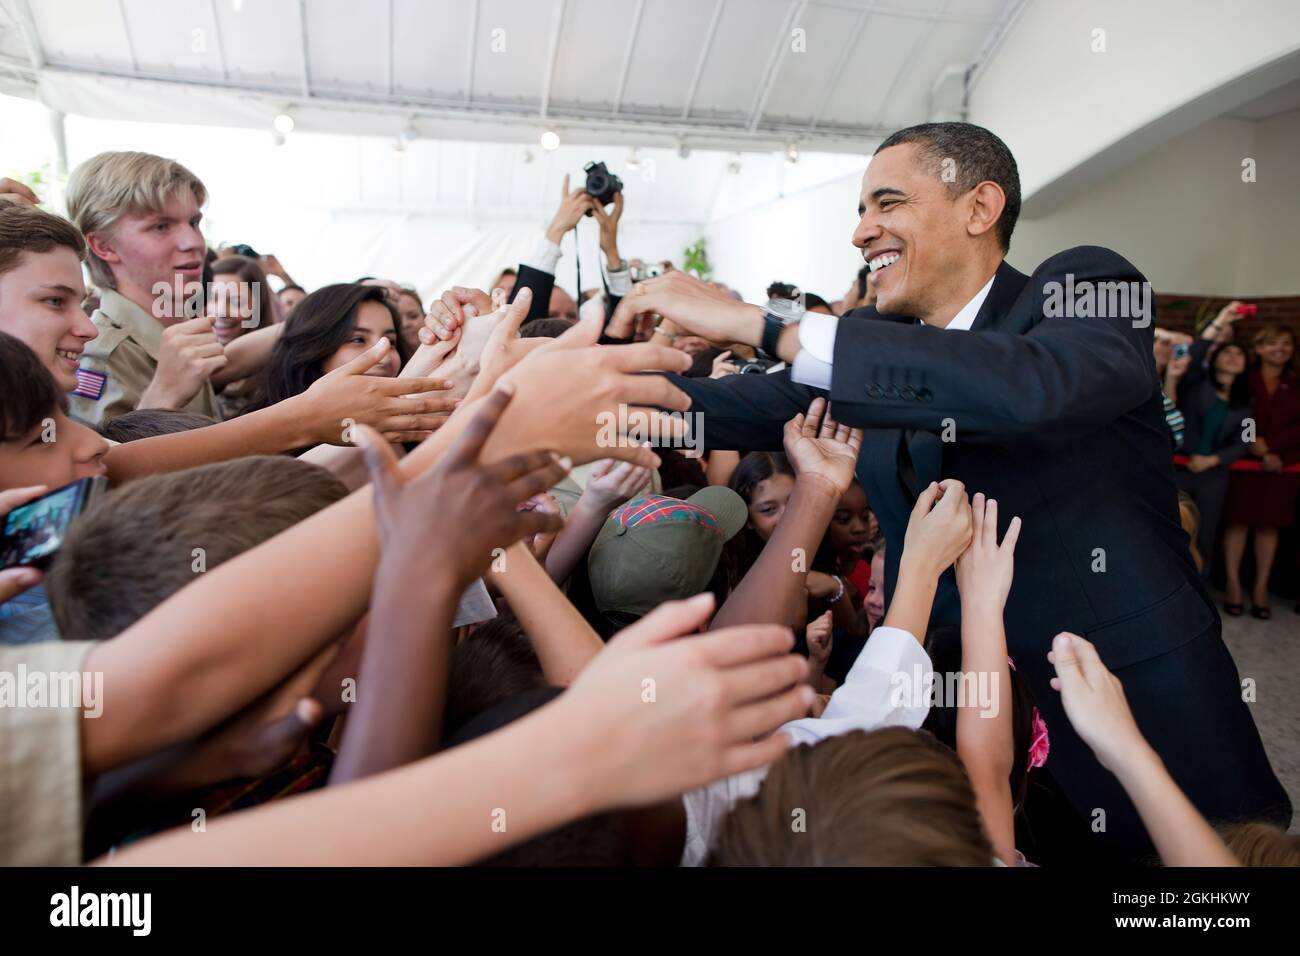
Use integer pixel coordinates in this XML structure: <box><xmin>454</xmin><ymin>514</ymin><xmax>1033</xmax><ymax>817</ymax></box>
<box><xmin>71</xmin><ymin>368</ymin><xmax>107</xmax><ymax>400</ymax></box>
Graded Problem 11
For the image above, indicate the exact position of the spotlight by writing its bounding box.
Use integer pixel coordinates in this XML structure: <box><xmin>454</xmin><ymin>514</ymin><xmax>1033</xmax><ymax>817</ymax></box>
<box><xmin>273</xmin><ymin>112</ymin><xmax>295</xmax><ymax>134</ymax></box>
<box><xmin>625</xmin><ymin>147</ymin><xmax>641</xmax><ymax>171</ymax></box>
<box><xmin>727</xmin><ymin>155</ymin><xmax>742</xmax><ymax>175</ymax></box>
<box><xmin>540</xmin><ymin>129</ymin><xmax>561</xmax><ymax>151</ymax></box>
<box><xmin>398</xmin><ymin>122</ymin><xmax>419</xmax><ymax>146</ymax></box>
<box><xmin>522</xmin><ymin>148</ymin><xmax>535</xmax><ymax>164</ymax></box>
<box><xmin>784</xmin><ymin>142</ymin><xmax>799</xmax><ymax>165</ymax></box>
<box><xmin>677</xmin><ymin>140</ymin><xmax>691</xmax><ymax>159</ymax></box>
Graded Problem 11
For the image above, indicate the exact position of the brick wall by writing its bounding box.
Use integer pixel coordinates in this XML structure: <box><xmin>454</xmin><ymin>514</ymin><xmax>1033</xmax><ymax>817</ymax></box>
<box><xmin>1156</xmin><ymin>293</ymin><xmax>1300</xmax><ymax>338</ymax></box>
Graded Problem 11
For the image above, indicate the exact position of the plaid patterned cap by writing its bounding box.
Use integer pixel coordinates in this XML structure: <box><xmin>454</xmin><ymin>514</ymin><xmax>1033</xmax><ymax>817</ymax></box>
<box><xmin>587</xmin><ymin>487</ymin><xmax>748</xmax><ymax>618</ymax></box>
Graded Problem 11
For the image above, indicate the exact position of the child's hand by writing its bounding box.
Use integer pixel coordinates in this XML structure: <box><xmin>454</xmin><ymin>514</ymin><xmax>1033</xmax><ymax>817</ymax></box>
<box><xmin>357</xmin><ymin>386</ymin><xmax>569</xmax><ymax>589</ymax></box>
<box><xmin>806</xmin><ymin>609</ymin><xmax>833</xmax><ymax>667</ymax></box>
<box><xmin>954</xmin><ymin>493</ymin><xmax>1022</xmax><ymax>614</ymax></box>
<box><xmin>1048</xmin><ymin>632</ymin><xmax>1146</xmax><ymax>772</ymax></box>
<box><xmin>901</xmin><ymin>479</ymin><xmax>973</xmax><ymax>577</ymax></box>
<box><xmin>519</xmin><ymin>492</ymin><xmax>563</xmax><ymax>562</ymax></box>
<box><xmin>782</xmin><ymin>397</ymin><xmax>863</xmax><ymax>499</ymax></box>
<box><xmin>583</xmin><ymin>458</ymin><xmax>650</xmax><ymax>511</ymax></box>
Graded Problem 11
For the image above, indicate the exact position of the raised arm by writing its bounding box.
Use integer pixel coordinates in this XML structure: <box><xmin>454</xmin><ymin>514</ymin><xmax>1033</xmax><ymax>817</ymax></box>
<box><xmin>710</xmin><ymin>398</ymin><xmax>861</xmax><ymax>631</ymax></box>
<box><xmin>953</xmin><ymin>493</ymin><xmax>1020</xmax><ymax>865</ymax></box>
<box><xmin>105</xmin><ymin>339</ymin><xmax>457</xmax><ymax>482</ymax></box>
<box><xmin>78</xmin><ymin>309</ymin><xmax>691</xmax><ymax>778</ymax></box>
<box><xmin>211</xmin><ymin>321</ymin><xmax>283</xmax><ymax>387</ymax></box>
<box><xmin>543</xmin><ymin>458</ymin><xmax>649</xmax><ymax>584</ymax></box>
<box><xmin>884</xmin><ymin>480</ymin><xmax>973</xmax><ymax>643</ymax></box>
<box><xmin>99</xmin><ymin>596</ymin><xmax>812</xmax><ymax>866</ymax></box>
<box><xmin>329</xmin><ymin>396</ymin><xmax>566</xmax><ymax>785</ymax></box>
<box><xmin>1048</xmin><ymin>632</ymin><xmax>1239</xmax><ymax>867</ymax></box>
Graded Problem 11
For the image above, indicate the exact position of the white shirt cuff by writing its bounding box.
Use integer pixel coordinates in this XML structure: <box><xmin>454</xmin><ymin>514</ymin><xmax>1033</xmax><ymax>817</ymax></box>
<box><xmin>789</xmin><ymin>311</ymin><xmax>839</xmax><ymax>390</ymax></box>
<box><xmin>604</xmin><ymin>264</ymin><xmax>633</xmax><ymax>296</ymax></box>
<box><xmin>525</xmin><ymin>237</ymin><xmax>562</xmax><ymax>275</ymax></box>
<box><xmin>779</xmin><ymin>625</ymin><xmax>933</xmax><ymax>747</ymax></box>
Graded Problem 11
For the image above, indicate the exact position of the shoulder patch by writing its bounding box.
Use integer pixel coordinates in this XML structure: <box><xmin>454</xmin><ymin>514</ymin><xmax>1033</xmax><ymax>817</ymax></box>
<box><xmin>71</xmin><ymin>367</ymin><xmax>108</xmax><ymax>401</ymax></box>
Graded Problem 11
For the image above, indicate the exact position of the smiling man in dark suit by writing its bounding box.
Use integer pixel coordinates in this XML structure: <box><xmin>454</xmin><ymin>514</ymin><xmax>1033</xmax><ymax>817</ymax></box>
<box><xmin>613</xmin><ymin>122</ymin><xmax>1290</xmax><ymax>858</ymax></box>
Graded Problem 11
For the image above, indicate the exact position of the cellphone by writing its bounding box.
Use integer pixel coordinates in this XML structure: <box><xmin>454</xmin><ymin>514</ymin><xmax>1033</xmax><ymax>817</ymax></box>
<box><xmin>1</xmin><ymin>477</ymin><xmax>106</xmax><ymax>571</ymax></box>
<box><xmin>1173</xmin><ymin>343</ymin><xmax>1191</xmax><ymax>360</ymax></box>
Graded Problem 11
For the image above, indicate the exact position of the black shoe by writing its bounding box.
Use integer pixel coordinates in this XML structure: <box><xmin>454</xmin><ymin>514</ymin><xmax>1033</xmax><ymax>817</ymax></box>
<box><xmin>1252</xmin><ymin>604</ymin><xmax>1273</xmax><ymax>621</ymax></box>
<box><xmin>1224</xmin><ymin>601</ymin><xmax>1244</xmax><ymax>617</ymax></box>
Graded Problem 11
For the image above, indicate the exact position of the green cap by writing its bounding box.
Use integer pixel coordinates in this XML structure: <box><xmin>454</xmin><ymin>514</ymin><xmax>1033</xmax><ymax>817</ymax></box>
<box><xmin>587</xmin><ymin>487</ymin><xmax>748</xmax><ymax>618</ymax></box>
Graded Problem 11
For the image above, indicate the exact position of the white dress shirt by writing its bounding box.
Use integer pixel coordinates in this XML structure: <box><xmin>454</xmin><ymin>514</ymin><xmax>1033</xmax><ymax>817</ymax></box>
<box><xmin>790</xmin><ymin>274</ymin><xmax>997</xmax><ymax>391</ymax></box>
<box><xmin>678</xmin><ymin>625</ymin><xmax>933</xmax><ymax>866</ymax></box>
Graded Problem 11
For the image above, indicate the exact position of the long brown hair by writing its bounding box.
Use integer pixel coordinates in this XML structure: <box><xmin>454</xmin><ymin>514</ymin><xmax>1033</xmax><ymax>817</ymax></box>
<box><xmin>211</xmin><ymin>254</ymin><xmax>275</xmax><ymax>332</ymax></box>
<box><xmin>709</xmin><ymin>728</ymin><xmax>994</xmax><ymax>866</ymax></box>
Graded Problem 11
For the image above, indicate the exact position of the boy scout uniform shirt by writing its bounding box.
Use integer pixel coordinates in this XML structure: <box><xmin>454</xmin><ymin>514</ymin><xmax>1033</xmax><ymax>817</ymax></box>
<box><xmin>68</xmin><ymin>289</ymin><xmax>220</xmax><ymax>427</ymax></box>
<box><xmin>0</xmin><ymin>639</ymin><xmax>96</xmax><ymax>865</ymax></box>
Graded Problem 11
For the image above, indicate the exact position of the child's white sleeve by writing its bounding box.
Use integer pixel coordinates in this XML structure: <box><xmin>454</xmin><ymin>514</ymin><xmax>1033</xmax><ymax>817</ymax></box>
<box><xmin>780</xmin><ymin>625</ymin><xmax>933</xmax><ymax>748</ymax></box>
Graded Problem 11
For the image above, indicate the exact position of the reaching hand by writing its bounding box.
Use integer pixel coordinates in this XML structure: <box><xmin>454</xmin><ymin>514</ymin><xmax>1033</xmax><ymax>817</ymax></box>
<box><xmin>901</xmin><ymin>479</ymin><xmax>973</xmax><ymax>577</ymax></box>
<box><xmin>140</xmin><ymin>315</ymin><xmax>227</xmax><ymax>410</ymax></box>
<box><xmin>355</xmin><ymin>385</ymin><xmax>568</xmax><ymax>589</ymax></box>
<box><xmin>590</xmin><ymin>190</ymin><xmax>624</xmax><ymax>260</ymax></box>
<box><xmin>606</xmin><ymin>268</ymin><xmax>757</xmax><ymax>342</ymax></box>
<box><xmin>954</xmin><ymin>492</ymin><xmax>1022</xmax><ymax>614</ymax></box>
<box><xmin>0</xmin><ymin>177</ymin><xmax>39</xmax><ymax>206</ymax></box>
<box><xmin>546</xmin><ymin>174</ymin><xmax>595</xmax><ymax>243</ymax></box>
<box><xmin>1048</xmin><ymin>632</ymin><xmax>1146</xmax><ymax>772</ymax></box>
<box><xmin>302</xmin><ymin>337</ymin><xmax>460</xmax><ymax>445</ymax></box>
<box><xmin>556</xmin><ymin>593</ymin><xmax>813</xmax><ymax>808</ymax></box>
<box><xmin>782</xmin><ymin>398</ymin><xmax>864</xmax><ymax>498</ymax></box>
<box><xmin>421</xmin><ymin>286</ymin><xmax>495</xmax><ymax>345</ymax></box>
<box><xmin>806</xmin><ymin>609</ymin><xmax>833</xmax><ymax>668</ymax></box>
<box><xmin>583</xmin><ymin>458</ymin><xmax>652</xmax><ymax>511</ymax></box>
<box><xmin>710</xmin><ymin>349</ymin><xmax>739</xmax><ymax>379</ymax></box>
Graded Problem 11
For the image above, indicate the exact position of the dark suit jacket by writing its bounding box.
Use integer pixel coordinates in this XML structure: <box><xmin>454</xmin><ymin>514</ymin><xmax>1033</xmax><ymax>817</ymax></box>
<box><xmin>672</xmin><ymin>247</ymin><xmax>1289</xmax><ymax>851</ymax></box>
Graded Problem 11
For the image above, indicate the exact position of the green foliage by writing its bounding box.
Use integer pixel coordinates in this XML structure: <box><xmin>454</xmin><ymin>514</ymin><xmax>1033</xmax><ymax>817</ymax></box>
<box><xmin>682</xmin><ymin>237</ymin><xmax>712</xmax><ymax>280</ymax></box>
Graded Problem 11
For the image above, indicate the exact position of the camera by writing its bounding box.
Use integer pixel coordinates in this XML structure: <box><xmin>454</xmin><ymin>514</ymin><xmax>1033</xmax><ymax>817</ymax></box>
<box><xmin>1235</xmin><ymin>303</ymin><xmax>1258</xmax><ymax>317</ymax></box>
<box><xmin>738</xmin><ymin>358</ymin><xmax>778</xmax><ymax>375</ymax></box>
<box><xmin>630</xmin><ymin>262</ymin><xmax>663</xmax><ymax>282</ymax></box>
<box><xmin>1173</xmin><ymin>343</ymin><xmax>1190</xmax><ymax>360</ymax></box>
<box><xmin>583</xmin><ymin>161</ymin><xmax>623</xmax><ymax>214</ymax></box>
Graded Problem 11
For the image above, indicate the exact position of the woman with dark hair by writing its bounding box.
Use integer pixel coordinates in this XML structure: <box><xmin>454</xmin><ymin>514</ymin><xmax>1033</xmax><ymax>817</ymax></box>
<box><xmin>259</xmin><ymin>283</ymin><xmax>412</xmax><ymax>407</ymax></box>
<box><xmin>1221</xmin><ymin>324</ymin><xmax>1300</xmax><ymax>619</ymax></box>
<box><xmin>1175</xmin><ymin>338</ymin><xmax>1254</xmax><ymax>583</ymax></box>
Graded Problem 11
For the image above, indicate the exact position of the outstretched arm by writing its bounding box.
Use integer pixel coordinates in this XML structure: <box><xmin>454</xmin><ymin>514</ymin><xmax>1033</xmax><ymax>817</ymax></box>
<box><xmin>1048</xmin><ymin>632</ymin><xmax>1238</xmax><ymax>867</ymax></box>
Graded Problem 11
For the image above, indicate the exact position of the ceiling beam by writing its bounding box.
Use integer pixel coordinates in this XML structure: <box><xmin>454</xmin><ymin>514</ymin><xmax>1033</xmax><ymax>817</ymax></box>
<box><xmin>967</xmin><ymin>0</ymin><xmax>1027</xmax><ymax>96</ymax></box>
<box><xmin>5</xmin><ymin>53</ymin><xmax>891</xmax><ymax>153</ymax></box>
<box><xmin>539</xmin><ymin>0</ymin><xmax>567</xmax><ymax>120</ymax></box>
<box><xmin>748</xmin><ymin>0</ymin><xmax>807</xmax><ymax>132</ymax></box>
<box><xmin>11</xmin><ymin>0</ymin><xmax>43</xmax><ymax>70</ymax></box>
<box><xmin>681</xmin><ymin>0</ymin><xmax>725</xmax><ymax>120</ymax></box>
<box><xmin>205</xmin><ymin>0</ymin><xmax>228</xmax><ymax>81</ymax></box>
<box><xmin>385</xmin><ymin>0</ymin><xmax>394</xmax><ymax>95</ymax></box>
<box><xmin>116</xmin><ymin>0</ymin><xmax>139</xmax><ymax>73</ymax></box>
<box><xmin>464</xmin><ymin>0</ymin><xmax>480</xmax><ymax>103</ymax></box>
<box><xmin>611</xmin><ymin>0</ymin><xmax>645</xmax><ymax>115</ymax></box>
<box><xmin>295</xmin><ymin>0</ymin><xmax>311</xmax><ymax>98</ymax></box>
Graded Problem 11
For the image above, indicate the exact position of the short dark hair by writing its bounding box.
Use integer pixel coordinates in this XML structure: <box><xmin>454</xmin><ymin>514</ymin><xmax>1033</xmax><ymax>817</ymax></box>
<box><xmin>258</xmin><ymin>283</ymin><xmax>411</xmax><ymax>406</ymax></box>
<box><xmin>47</xmin><ymin>456</ymin><xmax>347</xmax><ymax>642</ymax></box>
<box><xmin>519</xmin><ymin>318</ymin><xmax>573</xmax><ymax>339</ymax></box>
<box><xmin>444</xmin><ymin>615</ymin><xmax>547</xmax><ymax>738</ymax></box>
<box><xmin>0</xmin><ymin>332</ymin><xmax>63</xmax><ymax>443</ymax></box>
<box><xmin>98</xmin><ymin>408</ymin><xmax>217</xmax><ymax>443</ymax></box>
<box><xmin>211</xmin><ymin>254</ymin><xmax>275</xmax><ymax>332</ymax></box>
<box><xmin>875</xmin><ymin>122</ymin><xmax>1020</xmax><ymax>251</ymax></box>
<box><xmin>0</xmin><ymin>202</ymin><xmax>87</xmax><ymax>277</ymax></box>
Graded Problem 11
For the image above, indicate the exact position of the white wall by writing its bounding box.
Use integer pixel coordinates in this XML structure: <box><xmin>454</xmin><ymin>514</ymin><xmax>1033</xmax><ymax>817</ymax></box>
<box><xmin>1008</xmin><ymin>110</ymin><xmax>1299</xmax><ymax>296</ymax></box>
<box><xmin>969</xmin><ymin>0</ymin><xmax>1300</xmax><ymax>209</ymax></box>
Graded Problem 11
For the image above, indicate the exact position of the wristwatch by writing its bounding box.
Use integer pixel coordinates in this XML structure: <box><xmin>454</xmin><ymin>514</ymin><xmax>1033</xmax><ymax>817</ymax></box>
<box><xmin>760</xmin><ymin>297</ymin><xmax>803</xmax><ymax>358</ymax></box>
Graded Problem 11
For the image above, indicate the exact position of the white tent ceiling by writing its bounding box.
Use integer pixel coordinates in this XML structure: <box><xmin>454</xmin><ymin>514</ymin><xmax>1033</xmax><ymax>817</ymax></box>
<box><xmin>0</xmin><ymin>0</ymin><xmax>1022</xmax><ymax>154</ymax></box>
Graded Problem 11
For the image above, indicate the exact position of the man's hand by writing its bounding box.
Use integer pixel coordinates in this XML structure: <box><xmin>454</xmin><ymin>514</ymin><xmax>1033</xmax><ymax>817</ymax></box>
<box><xmin>607</xmin><ymin>269</ymin><xmax>765</xmax><ymax>348</ymax></box>
<box><xmin>901</xmin><ymin>479</ymin><xmax>974</xmax><ymax>578</ymax></box>
<box><xmin>782</xmin><ymin>398</ymin><xmax>863</xmax><ymax>499</ymax></box>
<box><xmin>1185</xmin><ymin>454</ymin><xmax>1219</xmax><ymax>474</ymax></box>
<box><xmin>484</xmin><ymin>309</ymin><xmax>694</xmax><ymax>468</ymax></box>
<box><xmin>806</xmin><ymin>608</ymin><xmax>833</xmax><ymax>669</ymax></box>
<box><xmin>546</xmin><ymin>174</ymin><xmax>595</xmax><ymax>245</ymax></box>
<box><xmin>355</xmin><ymin>385</ymin><xmax>568</xmax><ymax>590</ymax></box>
<box><xmin>558</xmin><ymin>593</ymin><xmax>813</xmax><ymax>809</ymax></box>
<box><xmin>421</xmin><ymin>286</ymin><xmax>495</xmax><ymax>344</ymax></box>
<box><xmin>139</xmin><ymin>315</ymin><xmax>227</xmax><ymax>410</ymax></box>
<box><xmin>0</xmin><ymin>485</ymin><xmax>50</xmax><ymax>602</ymax></box>
<box><xmin>0</xmin><ymin>177</ymin><xmax>39</xmax><ymax>206</ymax></box>
<box><xmin>710</xmin><ymin>349</ymin><xmax>739</xmax><ymax>379</ymax></box>
<box><xmin>298</xmin><ymin>337</ymin><xmax>460</xmax><ymax>445</ymax></box>
<box><xmin>590</xmin><ymin>190</ymin><xmax>624</xmax><ymax>268</ymax></box>
<box><xmin>954</xmin><ymin>492</ymin><xmax>1022</xmax><ymax>616</ymax></box>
